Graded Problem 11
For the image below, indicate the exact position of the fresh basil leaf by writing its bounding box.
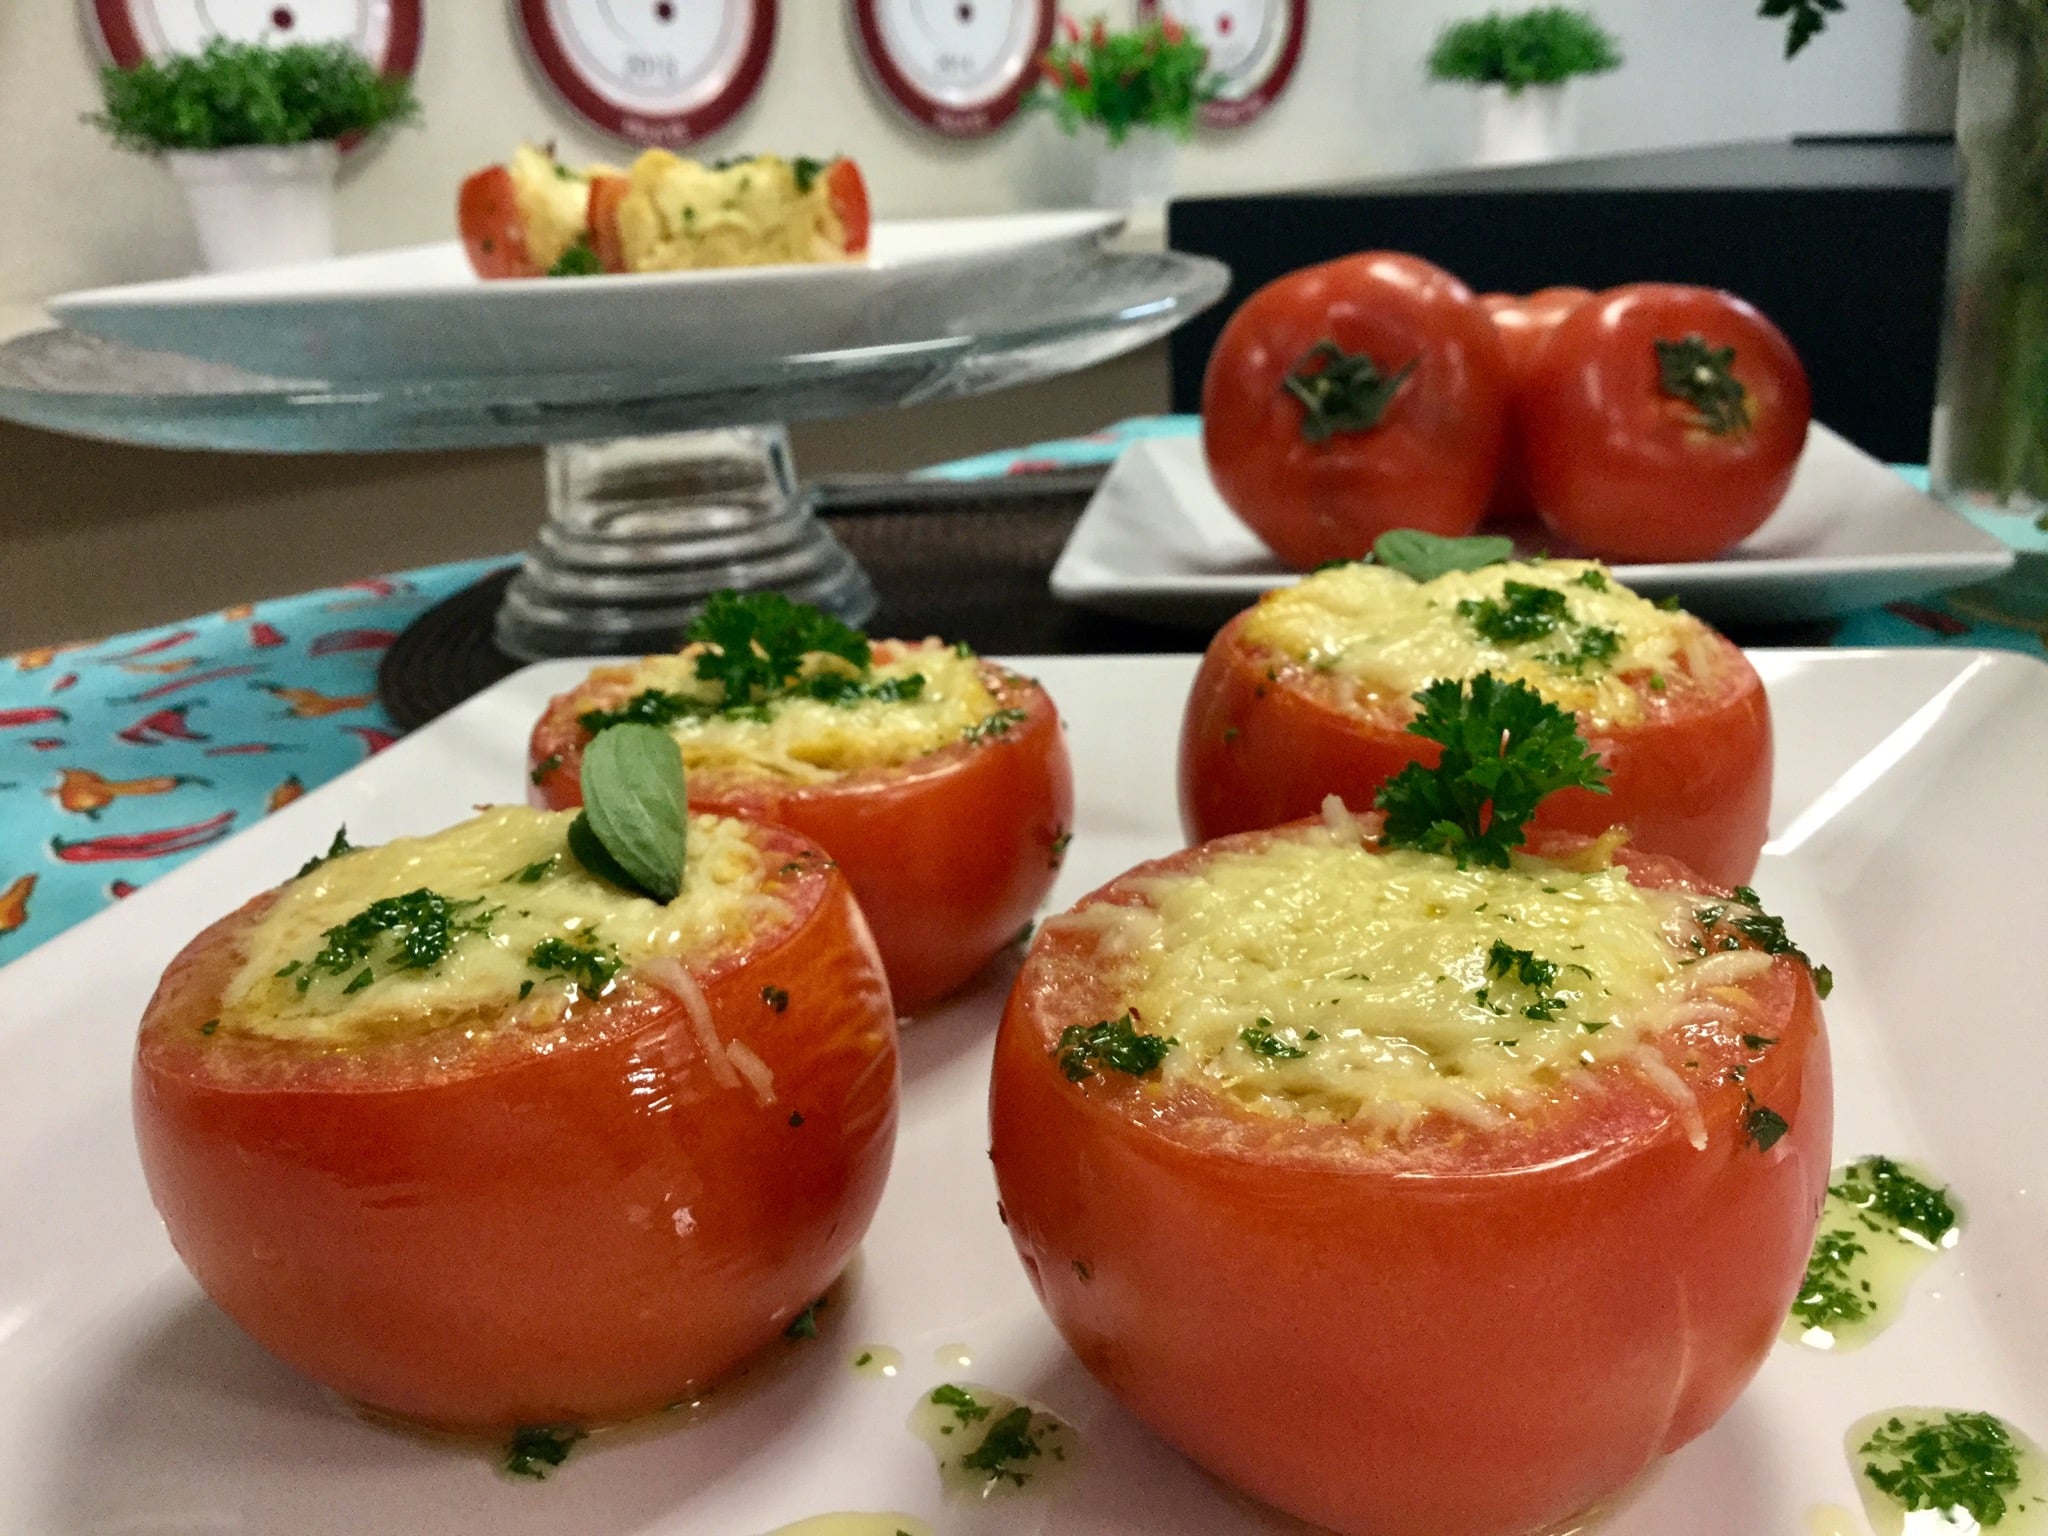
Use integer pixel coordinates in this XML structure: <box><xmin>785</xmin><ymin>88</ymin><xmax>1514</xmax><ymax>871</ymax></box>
<box><xmin>1372</xmin><ymin>530</ymin><xmax>1516</xmax><ymax>582</ymax></box>
<box><xmin>576</xmin><ymin>723</ymin><xmax>686</xmax><ymax>902</ymax></box>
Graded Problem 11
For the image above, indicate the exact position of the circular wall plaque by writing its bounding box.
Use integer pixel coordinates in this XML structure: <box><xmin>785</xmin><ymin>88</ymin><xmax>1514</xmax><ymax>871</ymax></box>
<box><xmin>86</xmin><ymin>0</ymin><xmax>422</xmax><ymax>76</ymax></box>
<box><xmin>852</xmin><ymin>0</ymin><xmax>1053</xmax><ymax>138</ymax></box>
<box><xmin>517</xmin><ymin>0</ymin><xmax>776</xmax><ymax>149</ymax></box>
<box><xmin>1138</xmin><ymin>0</ymin><xmax>1306</xmax><ymax>128</ymax></box>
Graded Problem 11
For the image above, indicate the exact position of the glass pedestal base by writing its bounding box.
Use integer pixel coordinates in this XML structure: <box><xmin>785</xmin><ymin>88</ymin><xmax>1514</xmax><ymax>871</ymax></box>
<box><xmin>493</xmin><ymin>426</ymin><xmax>877</xmax><ymax>661</ymax></box>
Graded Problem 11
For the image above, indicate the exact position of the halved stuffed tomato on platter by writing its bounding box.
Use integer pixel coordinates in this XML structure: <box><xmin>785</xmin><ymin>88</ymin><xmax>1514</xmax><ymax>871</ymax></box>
<box><xmin>1179</xmin><ymin>556</ymin><xmax>1772</xmax><ymax>887</ymax></box>
<box><xmin>990</xmin><ymin>806</ymin><xmax>1831</xmax><ymax>1536</ymax></box>
<box><xmin>134</xmin><ymin>785</ymin><xmax>897</xmax><ymax>1434</ymax></box>
<box><xmin>530</xmin><ymin>595</ymin><xmax>1072</xmax><ymax>1015</ymax></box>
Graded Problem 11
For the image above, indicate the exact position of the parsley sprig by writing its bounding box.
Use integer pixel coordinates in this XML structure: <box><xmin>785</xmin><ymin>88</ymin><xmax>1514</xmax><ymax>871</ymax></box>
<box><xmin>1374</xmin><ymin>673</ymin><xmax>1609</xmax><ymax>868</ymax></box>
<box><xmin>690</xmin><ymin>590</ymin><xmax>869</xmax><ymax>709</ymax></box>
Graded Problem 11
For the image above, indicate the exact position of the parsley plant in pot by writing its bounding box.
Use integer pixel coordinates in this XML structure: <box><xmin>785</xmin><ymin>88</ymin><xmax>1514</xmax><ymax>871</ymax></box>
<box><xmin>91</xmin><ymin>39</ymin><xmax>418</xmax><ymax>275</ymax></box>
<box><xmin>1037</xmin><ymin>15</ymin><xmax>1213</xmax><ymax>208</ymax></box>
<box><xmin>1428</xmin><ymin>8</ymin><xmax>1624</xmax><ymax>166</ymax></box>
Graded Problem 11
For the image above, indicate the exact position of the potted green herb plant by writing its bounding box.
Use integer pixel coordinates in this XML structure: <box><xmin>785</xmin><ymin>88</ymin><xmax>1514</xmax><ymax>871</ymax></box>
<box><xmin>91</xmin><ymin>38</ymin><xmax>418</xmax><ymax>274</ymax></box>
<box><xmin>1428</xmin><ymin>7</ymin><xmax>1624</xmax><ymax>165</ymax></box>
<box><xmin>1037</xmin><ymin>14</ymin><xmax>1213</xmax><ymax>208</ymax></box>
<box><xmin>1768</xmin><ymin>0</ymin><xmax>2048</xmax><ymax>541</ymax></box>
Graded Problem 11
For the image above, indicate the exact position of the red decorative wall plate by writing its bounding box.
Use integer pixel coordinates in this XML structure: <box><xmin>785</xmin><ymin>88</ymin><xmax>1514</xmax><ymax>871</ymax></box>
<box><xmin>516</xmin><ymin>0</ymin><xmax>776</xmax><ymax>149</ymax></box>
<box><xmin>852</xmin><ymin>0</ymin><xmax>1052</xmax><ymax>139</ymax></box>
<box><xmin>1138</xmin><ymin>0</ymin><xmax>1307</xmax><ymax>129</ymax></box>
<box><xmin>85</xmin><ymin>0</ymin><xmax>423</xmax><ymax>77</ymax></box>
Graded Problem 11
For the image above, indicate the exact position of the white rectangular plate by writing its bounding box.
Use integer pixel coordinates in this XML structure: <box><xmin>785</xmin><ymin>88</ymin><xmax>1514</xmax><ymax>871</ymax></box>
<box><xmin>3</xmin><ymin>649</ymin><xmax>2044</xmax><ymax>1535</ymax></box>
<box><xmin>45</xmin><ymin>211</ymin><xmax>1121</xmax><ymax>384</ymax></box>
<box><xmin>1050</xmin><ymin>428</ymin><xmax>2016</xmax><ymax>626</ymax></box>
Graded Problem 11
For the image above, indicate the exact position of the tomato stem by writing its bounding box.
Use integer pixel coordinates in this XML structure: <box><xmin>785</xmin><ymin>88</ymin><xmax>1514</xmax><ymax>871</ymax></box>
<box><xmin>1654</xmin><ymin>334</ymin><xmax>1751</xmax><ymax>434</ymax></box>
<box><xmin>1283</xmin><ymin>341</ymin><xmax>1417</xmax><ymax>442</ymax></box>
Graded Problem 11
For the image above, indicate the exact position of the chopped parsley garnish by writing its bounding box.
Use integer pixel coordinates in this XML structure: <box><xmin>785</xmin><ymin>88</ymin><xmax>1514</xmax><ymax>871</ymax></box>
<box><xmin>930</xmin><ymin>1384</ymin><xmax>992</xmax><ymax>1426</ymax></box>
<box><xmin>1375</xmin><ymin>673</ymin><xmax>1608</xmax><ymax>868</ymax></box>
<box><xmin>1049</xmin><ymin>830</ymin><xmax>1072</xmax><ymax>869</ymax></box>
<box><xmin>1696</xmin><ymin>887</ymin><xmax>1834</xmax><ymax>997</ymax></box>
<box><xmin>785</xmin><ymin>1298</ymin><xmax>824</xmax><ymax>1340</ymax></box>
<box><xmin>577</xmin><ymin>688</ymin><xmax>700</xmax><ymax>736</ymax></box>
<box><xmin>798</xmin><ymin>670</ymin><xmax>927</xmax><ymax>707</ymax></box>
<box><xmin>504</xmin><ymin>1424</ymin><xmax>583</xmax><ymax>1479</ymax></box>
<box><xmin>854</xmin><ymin>1351</ymin><xmax>873</xmax><ymax>1367</ymax></box>
<box><xmin>1832</xmin><ymin>1156</ymin><xmax>1958</xmax><ymax>1248</ymax></box>
<box><xmin>1742</xmin><ymin>1033</ymin><xmax>1779</xmax><ymax>1051</ymax></box>
<box><xmin>1476</xmin><ymin>939</ymin><xmax>1577</xmax><ymax>1021</ymax></box>
<box><xmin>530</xmin><ymin>753</ymin><xmax>562</xmax><ymax>785</ymax></box>
<box><xmin>1742</xmin><ymin>1097</ymin><xmax>1790</xmax><ymax>1151</ymax></box>
<box><xmin>526</xmin><ymin>935</ymin><xmax>620</xmax><ymax>994</ymax></box>
<box><xmin>761</xmin><ymin>984</ymin><xmax>790</xmax><ymax>1012</ymax></box>
<box><xmin>1575</xmin><ymin>568</ymin><xmax>1610</xmax><ymax>590</ymax></box>
<box><xmin>1239</xmin><ymin>1020</ymin><xmax>1308</xmax><ymax>1059</ymax></box>
<box><xmin>964</xmin><ymin>708</ymin><xmax>1028</xmax><ymax>744</ymax></box>
<box><xmin>547</xmin><ymin>240</ymin><xmax>602</xmax><ymax>277</ymax></box>
<box><xmin>1859</xmin><ymin>1411</ymin><xmax>2023</xmax><ymax>1528</ymax></box>
<box><xmin>295</xmin><ymin>888</ymin><xmax>495</xmax><ymax>993</ymax></box>
<box><xmin>1458</xmin><ymin>581</ymin><xmax>1571</xmax><ymax>643</ymax></box>
<box><xmin>1056</xmin><ymin>1012</ymin><xmax>1175</xmax><ymax>1081</ymax></box>
<box><xmin>961</xmin><ymin>1405</ymin><xmax>1046</xmax><ymax>1486</ymax></box>
<box><xmin>513</xmin><ymin>856</ymin><xmax>557</xmax><ymax>884</ymax></box>
<box><xmin>295</xmin><ymin>825</ymin><xmax>355</xmax><ymax>879</ymax></box>
<box><xmin>1790</xmin><ymin>1226</ymin><xmax>1871</xmax><ymax>1332</ymax></box>
<box><xmin>199</xmin><ymin>1018</ymin><xmax>218</xmax><ymax>1035</ymax></box>
<box><xmin>1549</xmin><ymin>624</ymin><xmax>1621</xmax><ymax>674</ymax></box>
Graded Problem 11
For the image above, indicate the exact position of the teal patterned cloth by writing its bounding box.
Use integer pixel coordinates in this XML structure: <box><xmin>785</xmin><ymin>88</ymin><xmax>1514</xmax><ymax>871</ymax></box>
<box><xmin>3</xmin><ymin>423</ymin><xmax>2041</xmax><ymax>965</ymax></box>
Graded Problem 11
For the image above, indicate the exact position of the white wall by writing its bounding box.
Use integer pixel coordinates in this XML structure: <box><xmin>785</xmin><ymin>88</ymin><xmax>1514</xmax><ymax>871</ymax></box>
<box><xmin>0</xmin><ymin>0</ymin><xmax>1953</xmax><ymax>304</ymax></box>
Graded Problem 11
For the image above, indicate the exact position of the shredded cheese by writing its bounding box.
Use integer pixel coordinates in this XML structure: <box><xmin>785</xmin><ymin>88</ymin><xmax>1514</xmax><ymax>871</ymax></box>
<box><xmin>1090</xmin><ymin>823</ymin><xmax>1759</xmax><ymax>1130</ymax></box>
<box><xmin>506</xmin><ymin>144</ymin><xmax>616</xmax><ymax>272</ymax></box>
<box><xmin>220</xmin><ymin>806</ymin><xmax>784</xmax><ymax>1044</ymax></box>
<box><xmin>615</xmin><ymin>151</ymin><xmax>852</xmax><ymax>273</ymax></box>
<box><xmin>1242</xmin><ymin>560</ymin><xmax>1717</xmax><ymax>727</ymax></box>
<box><xmin>576</xmin><ymin>640</ymin><xmax>1003</xmax><ymax>787</ymax></box>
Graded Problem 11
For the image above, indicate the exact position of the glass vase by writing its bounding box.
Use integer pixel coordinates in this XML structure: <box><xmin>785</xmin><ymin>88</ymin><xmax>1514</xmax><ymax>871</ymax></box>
<box><xmin>1930</xmin><ymin>1</ymin><xmax>2048</xmax><ymax>526</ymax></box>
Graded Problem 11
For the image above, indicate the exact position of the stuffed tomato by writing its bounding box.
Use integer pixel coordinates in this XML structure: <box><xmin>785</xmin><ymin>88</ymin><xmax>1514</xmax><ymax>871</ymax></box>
<box><xmin>134</xmin><ymin>801</ymin><xmax>897</xmax><ymax>1433</ymax></box>
<box><xmin>1180</xmin><ymin>558</ymin><xmax>1771</xmax><ymax>887</ymax></box>
<box><xmin>530</xmin><ymin>596</ymin><xmax>1072</xmax><ymax>1015</ymax></box>
<box><xmin>990</xmin><ymin>809</ymin><xmax>1831</xmax><ymax>1536</ymax></box>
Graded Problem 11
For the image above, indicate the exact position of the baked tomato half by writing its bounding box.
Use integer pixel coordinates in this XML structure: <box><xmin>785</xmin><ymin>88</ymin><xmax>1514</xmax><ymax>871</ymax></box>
<box><xmin>1179</xmin><ymin>559</ymin><xmax>1772</xmax><ymax>887</ymax></box>
<box><xmin>825</xmin><ymin>158</ymin><xmax>870</xmax><ymax>256</ymax></box>
<box><xmin>134</xmin><ymin>807</ymin><xmax>897</xmax><ymax>1433</ymax></box>
<box><xmin>990</xmin><ymin>816</ymin><xmax>1832</xmax><ymax>1536</ymax></box>
<box><xmin>586</xmin><ymin>171</ymin><xmax>630</xmax><ymax>274</ymax></box>
<box><xmin>456</xmin><ymin>165</ymin><xmax>537</xmax><ymax>279</ymax></box>
<box><xmin>530</xmin><ymin>616</ymin><xmax>1072</xmax><ymax>1016</ymax></box>
<box><xmin>1521</xmin><ymin>283</ymin><xmax>1812</xmax><ymax>562</ymax></box>
<box><xmin>1480</xmin><ymin>286</ymin><xmax>1592</xmax><ymax>523</ymax></box>
<box><xmin>1201</xmin><ymin>252</ymin><xmax>1509</xmax><ymax>570</ymax></box>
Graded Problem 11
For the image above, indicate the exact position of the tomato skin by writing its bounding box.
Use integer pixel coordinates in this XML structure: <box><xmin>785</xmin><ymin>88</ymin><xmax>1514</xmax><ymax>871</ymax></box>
<box><xmin>989</xmin><ymin>828</ymin><xmax>1831</xmax><ymax>1536</ymax></box>
<box><xmin>1202</xmin><ymin>253</ymin><xmax>1510</xmax><ymax>570</ymax></box>
<box><xmin>586</xmin><ymin>172</ymin><xmax>630</xmax><ymax>274</ymax></box>
<box><xmin>1481</xmin><ymin>287</ymin><xmax>1592</xmax><ymax>523</ymax></box>
<box><xmin>1522</xmin><ymin>284</ymin><xmax>1812</xmax><ymax>562</ymax></box>
<box><xmin>1178</xmin><ymin>608</ymin><xmax>1773</xmax><ymax>888</ymax></box>
<box><xmin>133</xmin><ymin>826</ymin><xmax>897</xmax><ymax>1433</ymax></box>
<box><xmin>826</xmin><ymin>158</ymin><xmax>870</xmax><ymax>255</ymax></box>
<box><xmin>529</xmin><ymin>656</ymin><xmax>1072</xmax><ymax>1015</ymax></box>
<box><xmin>456</xmin><ymin>166</ymin><xmax>538</xmax><ymax>279</ymax></box>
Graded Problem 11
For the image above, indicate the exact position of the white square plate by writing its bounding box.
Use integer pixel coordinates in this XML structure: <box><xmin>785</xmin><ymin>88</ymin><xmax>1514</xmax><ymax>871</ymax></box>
<box><xmin>2</xmin><ymin>649</ymin><xmax>2043</xmax><ymax>1535</ymax></box>
<box><xmin>45</xmin><ymin>212</ymin><xmax>1121</xmax><ymax>384</ymax></box>
<box><xmin>1050</xmin><ymin>429</ymin><xmax>2016</xmax><ymax>627</ymax></box>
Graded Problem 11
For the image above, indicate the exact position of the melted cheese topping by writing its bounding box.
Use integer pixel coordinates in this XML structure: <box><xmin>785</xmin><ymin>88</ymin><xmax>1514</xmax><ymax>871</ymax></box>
<box><xmin>1243</xmin><ymin>560</ymin><xmax>1720</xmax><ymax>727</ymax></box>
<box><xmin>219</xmin><ymin>806</ymin><xmax>784</xmax><ymax>1044</ymax></box>
<box><xmin>585</xmin><ymin>641</ymin><xmax>1003</xmax><ymax>787</ymax></box>
<box><xmin>1081</xmin><ymin>820</ymin><xmax>1768</xmax><ymax>1133</ymax></box>
<box><xmin>615</xmin><ymin>152</ymin><xmax>852</xmax><ymax>273</ymax></box>
<box><xmin>506</xmin><ymin>144</ymin><xmax>616</xmax><ymax>272</ymax></box>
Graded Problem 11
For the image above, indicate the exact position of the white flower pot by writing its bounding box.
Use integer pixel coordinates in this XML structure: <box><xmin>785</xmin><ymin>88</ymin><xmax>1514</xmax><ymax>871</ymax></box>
<box><xmin>1092</xmin><ymin>127</ymin><xmax>1178</xmax><ymax>209</ymax></box>
<box><xmin>164</xmin><ymin>142</ymin><xmax>339</xmax><ymax>275</ymax></box>
<box><xmin>1475</xmin><ymin>83</ymin><xmax>1577</xmax><ymax>166</ymax></box>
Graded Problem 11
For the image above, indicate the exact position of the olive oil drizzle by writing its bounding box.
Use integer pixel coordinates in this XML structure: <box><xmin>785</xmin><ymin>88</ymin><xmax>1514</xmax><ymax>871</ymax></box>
<box><xmin>1787</xmin><ymin>1156</ymin><xmax>1961</xmax><ymax>1351</ymax></box>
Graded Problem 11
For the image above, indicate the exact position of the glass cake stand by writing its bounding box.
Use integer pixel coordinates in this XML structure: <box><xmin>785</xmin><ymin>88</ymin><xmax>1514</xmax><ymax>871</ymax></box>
<box><xmin>0</xmin><ymin>245</ymin><xmax>1227</xmax><ymax>666</ymax></box>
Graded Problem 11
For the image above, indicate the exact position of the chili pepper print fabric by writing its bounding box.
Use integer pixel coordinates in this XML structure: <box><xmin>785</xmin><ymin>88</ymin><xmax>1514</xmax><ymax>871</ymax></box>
<box><xmin>0</xmin><ymin>557</ymin><xmax>509</xmax><ymax>967</ymax></box>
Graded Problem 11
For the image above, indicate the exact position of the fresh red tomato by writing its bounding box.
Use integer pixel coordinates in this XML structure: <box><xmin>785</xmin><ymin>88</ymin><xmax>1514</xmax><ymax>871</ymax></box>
<box><xmin>1201</xmin><ymin>252</ymin><xmax>1510</xmax><ymax>570</ymax></box>
<box><xmin>1522</xmin><ymin>284</ymin><xmax>1812</xmax><ymax>562</ymax></box>
<box><xmin>990</xmin><ymin>826</ymin><xmax>1832</xmax><ymax>1536</ymax></box>
<box><xmin>1179</xmin><ymin>604</ymin><xmax>1773</xmax><ymax>888</ymax></box>
<box><xmin>530</xmin><ymin>652</ymin><xmax>1072</xmax><ymax>1015</ymax></box>
<box><xmin>133</xmin><ymin>822</ymin><xmax>898</xmax><ymax>1433</ymax></box>
<box><xmin>456</xmin><ymin>166</ymin><xmax>538</xmax><ymax>279</ymax></box>
<box><xmin>826</xmin><ymin>158</ymin><xmax>871</xmax><ymax>256</ymax></box>
<box><xmin>1481</xmin><ymin>286</ymin><xmax>1593</xmax><ymax>523</ymax></box>
<box><xmin>586</xmin><ymin>171</ymin><xmax>630</xmax><ymax>274</ymax></box>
